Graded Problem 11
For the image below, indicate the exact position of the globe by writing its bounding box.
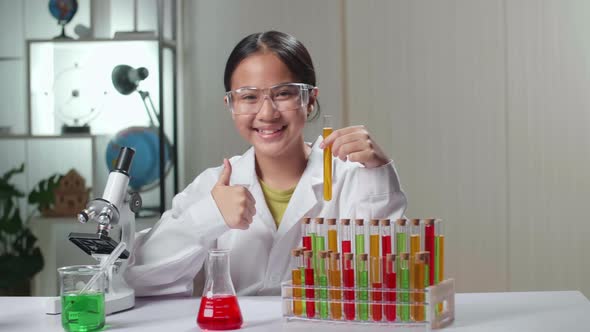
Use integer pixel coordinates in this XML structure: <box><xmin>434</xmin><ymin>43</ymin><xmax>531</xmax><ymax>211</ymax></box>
<box><xmin>48</xmin><ymin>0</ymin><xmax>78</xmax><ymax>24</ymax></box>
<box><xmin>106</xmin><ymin>127</ymin><xmax>172</xmax><ymax>191</ymax></box>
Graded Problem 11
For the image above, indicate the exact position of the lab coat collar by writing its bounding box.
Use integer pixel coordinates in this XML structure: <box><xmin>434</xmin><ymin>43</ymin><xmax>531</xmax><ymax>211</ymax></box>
<box><xmin>276</xmin><ymin>136</ymin><xmax>325</xmax><ymax>238</ymax></box>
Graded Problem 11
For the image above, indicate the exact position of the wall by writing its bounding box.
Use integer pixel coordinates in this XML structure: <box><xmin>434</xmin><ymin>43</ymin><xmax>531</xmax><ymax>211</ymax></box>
<box><xmin>182</xmin><ymin>0</ymin><xmax>590</xmax><ymax>297</ymax></box>
<box><xmin>343</xmin><ymin>0</ymin><xmax>590</xmax><ymax>296</ymax></box>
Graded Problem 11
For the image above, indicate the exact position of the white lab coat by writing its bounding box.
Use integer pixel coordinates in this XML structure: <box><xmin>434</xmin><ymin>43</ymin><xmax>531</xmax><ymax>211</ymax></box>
<box><xmin>124</xmin><ymin>136</ymin><xmax>406</xmax><ymax>297</ymax></box>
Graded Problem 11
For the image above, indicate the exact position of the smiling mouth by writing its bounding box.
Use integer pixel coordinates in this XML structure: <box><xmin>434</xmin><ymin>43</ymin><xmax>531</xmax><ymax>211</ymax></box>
<box><xmin>253</xmin><ymin>126</ymin><xmax>287</xmax><ymax>134</ymax></box>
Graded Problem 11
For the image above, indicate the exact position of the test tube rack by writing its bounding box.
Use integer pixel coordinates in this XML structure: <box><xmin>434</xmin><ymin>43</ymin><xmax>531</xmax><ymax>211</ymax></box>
<box><xmin>281</xmin><ymin>278</ymin><xmax>455</xmax><ymax>330</ymax></box>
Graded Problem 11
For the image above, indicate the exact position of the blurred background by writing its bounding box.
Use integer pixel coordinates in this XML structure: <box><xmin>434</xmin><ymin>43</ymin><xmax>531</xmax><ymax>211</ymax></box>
<box><xmin>0</xmin><ymin>0</ymin><xmax>588</xmax><ymax>299</ymax></box>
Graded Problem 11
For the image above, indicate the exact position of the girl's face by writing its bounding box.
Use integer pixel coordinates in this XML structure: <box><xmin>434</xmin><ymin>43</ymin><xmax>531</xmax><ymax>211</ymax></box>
<box><xmin>226</xmin><ymin>52</ymin><xmax>315</xmax><ymax>158</ymax></box>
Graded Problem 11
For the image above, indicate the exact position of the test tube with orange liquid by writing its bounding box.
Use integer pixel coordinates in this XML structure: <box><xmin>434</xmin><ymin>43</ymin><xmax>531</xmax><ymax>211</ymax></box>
<box><xmin>291</xmin><ymin>249</ymin><xmax>304</xmax><ymax>316</ymax></box>
<box><xmin>323</xmin><ymin>115</ymin><xmax>333</xmax><ymax>201</ymax></box>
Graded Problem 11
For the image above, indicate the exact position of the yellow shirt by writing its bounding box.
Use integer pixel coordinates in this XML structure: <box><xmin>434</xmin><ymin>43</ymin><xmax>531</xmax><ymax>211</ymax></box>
<box><xmin>259</xmin><ymin>178</ymin><xmax>295</xmax><ymax>227</ymax></box>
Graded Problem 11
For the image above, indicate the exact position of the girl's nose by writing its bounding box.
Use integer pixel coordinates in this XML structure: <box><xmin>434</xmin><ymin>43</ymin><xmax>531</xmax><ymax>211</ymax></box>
<box><xmin>256</xmin><ymin>95</ymin><xmax>280</xmax><ymax>120</ymax></box>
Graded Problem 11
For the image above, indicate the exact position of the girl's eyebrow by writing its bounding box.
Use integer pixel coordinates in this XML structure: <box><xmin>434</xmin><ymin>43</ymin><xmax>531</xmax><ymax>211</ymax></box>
<box><xmin>234</xmin><ymin>82</ymin><xmax>295</xmax><ymax>90</ymax></box>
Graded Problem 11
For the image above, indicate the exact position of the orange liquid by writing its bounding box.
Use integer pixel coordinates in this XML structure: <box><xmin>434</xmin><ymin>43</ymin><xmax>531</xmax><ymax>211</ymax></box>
<box><xmin>323</xmin><ymin>127</ymin><xmax>333</xmax><ymax>201</ymax></box>
<box><xmin>328</xmin><ymin>229</ymin><xmax>338</xmax><ymax>252</ymax></box>
<box><xmin>329</xmin><ymin>269</ymin><xmax>342</xmax><ymax>319</ymax></box>
<box><xmin>292</xmin><ymin>269</ymin><xmax>303</xmax><ymax>316</ymax></box>
<box><xmin>413</xmin><ymin>263</ymin><xmax>426</xmax><ymax>322</ymax></box>
<box><xmin>370</xmin><ymin>234</ymin><xmax>380</xmax><ymax>259</ymax></box>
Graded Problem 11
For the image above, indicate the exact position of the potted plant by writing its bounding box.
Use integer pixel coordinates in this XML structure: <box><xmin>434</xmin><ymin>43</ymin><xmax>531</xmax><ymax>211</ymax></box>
<box><xmin>0</xmin><ymin>164</ymin><xmax>44</xmax><ymax>296</ymax></box>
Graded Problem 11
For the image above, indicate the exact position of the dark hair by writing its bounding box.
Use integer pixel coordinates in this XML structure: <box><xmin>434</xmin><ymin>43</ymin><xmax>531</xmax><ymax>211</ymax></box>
<box><xmin>224</xmin><ymin>31</ymin><xmax>320</xmax><ymax>120</ymax></box>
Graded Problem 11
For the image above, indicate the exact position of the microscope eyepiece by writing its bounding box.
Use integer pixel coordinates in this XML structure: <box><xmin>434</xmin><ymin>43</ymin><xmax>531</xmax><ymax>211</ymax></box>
<box><xmin>114</xmin><ymin>147</ymin><xmax>135</xmax><ymax>175</ymax></box>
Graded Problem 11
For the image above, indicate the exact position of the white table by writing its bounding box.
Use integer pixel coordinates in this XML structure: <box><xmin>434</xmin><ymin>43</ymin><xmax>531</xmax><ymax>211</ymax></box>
<box><xmin>1</xmin><ymin>292</ymin><xmax>589</xmax><ymax>331</ymax></box>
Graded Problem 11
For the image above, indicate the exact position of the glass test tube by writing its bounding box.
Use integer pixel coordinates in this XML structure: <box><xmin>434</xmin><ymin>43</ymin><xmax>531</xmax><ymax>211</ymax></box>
<box><xmin>314</xmin><ymin>218</ymin><xmax>326</xmax><ymax>284</ymax></box>
<box><xmin>318</xmin><ymin>251</ymin><xmax>329</xmax><ymax>319</ymax></box>
<box><xmin>343</xmin><ymin>253</ymin><xmax>355</xmax><ymax>321</ymax></box>
<box><xmin>355</xmin><ymin>219</ymin><xmax>365</xmax><ymax>283</ymax></box>
<box><xmin>370</xmin><ymin>256</ymin><xmax>383</xmax><ymax>322</ymax></box>
<box><xmin>424</xmin><ymin>219</ymin><xmax>435</xmax><ymax>286</ymax></box>
<box><xmin>329</xmin><ymin>252</ymin><xmax>342</xmax><ymax>320</ymax></box>
<box><xmin>291</xmin><ymin>249</ymin><xmax>304</xmax><ymax>316</ymax></box>
<box><xmin>384</xmin><ymin>254</ymin><xmax>397</xmax><ymax>322</ymax></box>
<box><xmin>395</xmin><ymin>219</ymin><xmax>409</xmax><ymax>255</ymax></box>
<box><xmin>380</xmin><ymin>219</ymin><xmax>392</xmax><ymax>296</ymax></box>
<box><xmin>409</xmin><ymin>219</ymin><xmax>421</xmax><ymax>320</ymax></box>
<box><xmin>327</xmin><ymin>218</ymin><xmax>338</xmax><ymax>253</ymax></box>
<box><xmin>395</xmin><ymin>218</ymin><xmax>408</xmax><ymax>313</ymax></box>
<box><xmin>302</xmin><ymin>217</ymin><xmax>313</xmax><ymax>251</ymax></box>
<box><xmin>296</xmin><ymin>247</ymin><xmax>307</xmax><ymax>314</ymax></box>
<box><xmin>381</xmin><ymin>219</ymin><xmax>392</xmax><ymax>256</ymax></box>
<box><xmin>368</xmin><ymin>219</ymin><xmax>382</xmax><ymax>321</ymax></box>
<box><xmin>369</xmin><ymin>219</ymin><xmax>380</xmax><ymax>264</ymax></box>
<box><xmin>357</xmin><ymin>253</ymin><xmax>369</xmax><ymax>321</ymax></box>
<box><xmin>435</xmin><ymin>219</ymin><xmax>443</xmax><ymax>285</ymax></box>
<box><xmin>341</xmin><ymin>219</ymin><xmax>352</xmax><ymax>255</ymax></box>
<box><xmin>303</xmin><ymin>250</ymin><xmax>315</xmax><ymax>318</ymax></box>
<box><xmin>399</xmin><ymin>252</ymin><xmax>410</xmax><ymax>322</ymax></box>
<box><xmin>413</xmin><ymin>252</ymin><xmax>429</xmax><ymax>322</ymax></box>
<box><xmin>323</xmin><ymin>115</ymin><xmax>333</xmax><ymax>201</ymax></box>
<box><xmin>436</xmin><ymin>219</ymin><xmax>444</xmax><ymax>313</ymax></box>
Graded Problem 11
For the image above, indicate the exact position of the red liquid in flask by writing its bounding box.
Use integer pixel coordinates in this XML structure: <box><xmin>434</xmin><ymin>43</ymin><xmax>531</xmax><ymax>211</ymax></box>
<box><xmin>197</xmin><ymin>295</ymin><xmax>243</xmax><ymax>330</ymax></box>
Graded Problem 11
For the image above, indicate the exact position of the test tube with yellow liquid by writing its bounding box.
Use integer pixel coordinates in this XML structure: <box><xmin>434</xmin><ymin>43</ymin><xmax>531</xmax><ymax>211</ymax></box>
<box><xmin>323</xmin><ymin>115</ymin><xmax>333</xmax><ymax>201</ymax></box>
<box><xmin>291</xmin><ymin>249</ymin><xmax>304</xmax><ymax>316</ymax></box>
<box><xmin>327</xmin><ymin>218</ymin><xmax>338</xmax><ymax>253</ymax></box>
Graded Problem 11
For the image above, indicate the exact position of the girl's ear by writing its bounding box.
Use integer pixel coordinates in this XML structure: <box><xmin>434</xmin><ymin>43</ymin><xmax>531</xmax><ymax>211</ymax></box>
<box><xmin>310</xmin><ymin>87</ymin><xmax>319</xmax><ymax>105</ymax></box>
<box><xmin>307</xmin><ymin>87</ymin><xmax>319</xmax><ymax>116</ymax></box>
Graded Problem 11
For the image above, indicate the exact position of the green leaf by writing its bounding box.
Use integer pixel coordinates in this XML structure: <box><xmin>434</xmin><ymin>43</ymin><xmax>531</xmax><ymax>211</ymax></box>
<box><xmin>28</xmin><ymin>174</ymin><xmax>62</xmax><ymax>213</ymax></box>
<box><xmin>1</xmin><ymin>163</ymin><xmax>24</xmax><ymax>182</ymax></box>
<box><xmin>0</xmin><ymin>181</ymin><xmax>24</xmax><ymax>200</ymax></box>
<box><xmin>2</xmin><ymin>208</ymin><xmax>23</xmax><ymax>235</ymax></box>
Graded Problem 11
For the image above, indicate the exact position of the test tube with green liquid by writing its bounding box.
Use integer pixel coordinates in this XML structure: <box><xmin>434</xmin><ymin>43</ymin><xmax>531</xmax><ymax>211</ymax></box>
<box><xmin>435</xmin><ymin>219</ymin><xmax>445</xmax><ymax>314</ymax></box>
<box><xmin>318</xmin><ymin>251</ymin><xmax>330</xmax><ymax>319</ymax></box>
<box><xmin>399</xmin><ymin>252</ymin><xmax>410</xmax><ymax>321</ymax></box>
<box><xmin>357</xmin><ymin>253</ymin><xmax>369</xmax><ymax>321</ymax></box>
<box><xmin>314</xmin><ymin>218</ymin><xmax>325</xmax><ymax>284</ymax></box>
<box><xmin>395</xmin><ymin>219</ymin><xmax>408</xmax><ymax>316</ymax></box>
<box><xmin>355</xmin><ymin>219</ymin><xmax>365</xmax><ymax>283</ymax></box>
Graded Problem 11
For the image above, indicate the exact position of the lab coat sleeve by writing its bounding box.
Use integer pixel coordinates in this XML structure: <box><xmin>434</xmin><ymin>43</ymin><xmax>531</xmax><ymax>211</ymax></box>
<box><xmin>124</xmin><ymin>168</ymin><xmax>229</xmax><ymax>296</ymax></box>
<box><xmin>346</xmin><ymin>160</ymin><xmax>407</xmax><ymax>220</ymax></box>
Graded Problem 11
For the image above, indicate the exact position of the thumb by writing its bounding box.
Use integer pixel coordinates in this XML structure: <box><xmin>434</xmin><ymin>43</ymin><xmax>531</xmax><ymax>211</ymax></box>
<box><xmin>216</xmin><ymin>158</ymin><xmax>232</xmax><ymax>186</ymax></box>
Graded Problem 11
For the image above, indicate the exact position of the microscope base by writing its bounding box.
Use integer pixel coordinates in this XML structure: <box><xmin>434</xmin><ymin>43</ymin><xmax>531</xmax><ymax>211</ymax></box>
<box><xmin>45</xmin><ymin>289</ymin><xmax>135</xmax><ymax>315</ymax></box>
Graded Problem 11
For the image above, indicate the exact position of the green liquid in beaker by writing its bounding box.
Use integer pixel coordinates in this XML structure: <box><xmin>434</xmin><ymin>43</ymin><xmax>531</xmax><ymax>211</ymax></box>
<box><xmin>61</xmin><ymin>292</ymin><xmax>105</xmax><ymax>332</ymax></box>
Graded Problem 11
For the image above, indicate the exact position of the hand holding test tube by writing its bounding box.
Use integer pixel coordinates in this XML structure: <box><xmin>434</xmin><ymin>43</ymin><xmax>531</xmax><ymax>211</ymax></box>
<box><xmin>319</xmin><ymin>124</ymin><xmax>390</xmax><ymax>169</ymax></box>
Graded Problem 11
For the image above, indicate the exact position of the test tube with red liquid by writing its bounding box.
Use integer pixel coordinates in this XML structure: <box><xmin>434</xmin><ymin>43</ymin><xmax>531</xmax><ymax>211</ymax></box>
<box><xmin>342</xmin><ymin>252</ymin><xmax>355</xmax><ymax>321</ymax></box>
<box><xmin>384</xmin><ymin>253</ymin><xmax>396</xmax><ymax>321</ymax></box>
<box><xmin>303</xmin><ymin>250</ymin><xmax>316</xmax><ymax>318</ymax></box>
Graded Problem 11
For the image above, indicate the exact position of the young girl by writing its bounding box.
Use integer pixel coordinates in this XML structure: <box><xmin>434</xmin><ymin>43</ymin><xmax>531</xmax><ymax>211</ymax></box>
<box><xmin>124</xmin><ymin>31</ymin><xmax>406</xmax><ymax>296</ymax></box>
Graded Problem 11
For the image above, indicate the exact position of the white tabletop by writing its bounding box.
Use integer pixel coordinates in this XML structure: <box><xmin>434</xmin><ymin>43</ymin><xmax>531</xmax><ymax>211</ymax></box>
<box><xmin>1</xmin><ymin>291</ymin><xmax>589</xmax><ymax>331</ymax></box>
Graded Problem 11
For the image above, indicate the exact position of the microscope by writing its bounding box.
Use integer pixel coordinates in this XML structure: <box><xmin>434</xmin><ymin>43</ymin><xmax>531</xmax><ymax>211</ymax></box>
<box><xmin>46</xmin><ymin>147</ymin><xmax>141</xmax><ymax>315</ymax></box>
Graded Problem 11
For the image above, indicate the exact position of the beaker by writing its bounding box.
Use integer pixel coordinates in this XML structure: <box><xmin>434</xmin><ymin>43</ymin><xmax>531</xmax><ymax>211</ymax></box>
<box><xmin>197</xmin><ymin>249</ymin><xmax>243</xmax><ymax>330</ymax></box>
<box><xmin>58</xmin><ymin>265</ymin><xmax>106</xmax><ymax>332</ymax></box>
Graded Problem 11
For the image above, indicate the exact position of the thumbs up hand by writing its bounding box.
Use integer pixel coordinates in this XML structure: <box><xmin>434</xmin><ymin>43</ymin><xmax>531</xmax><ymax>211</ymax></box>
<box><xmin>211</xmin><ymin>159</ymin><xmax>257</xmax><ymax>230</ymax></box>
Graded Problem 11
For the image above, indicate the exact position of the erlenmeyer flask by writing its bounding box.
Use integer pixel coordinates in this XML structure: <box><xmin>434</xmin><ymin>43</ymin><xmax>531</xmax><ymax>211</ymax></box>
<box><xmin>197</xmin><ymin>249</ymin><xmax>243</xmax><ymax>330</ymax></box>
